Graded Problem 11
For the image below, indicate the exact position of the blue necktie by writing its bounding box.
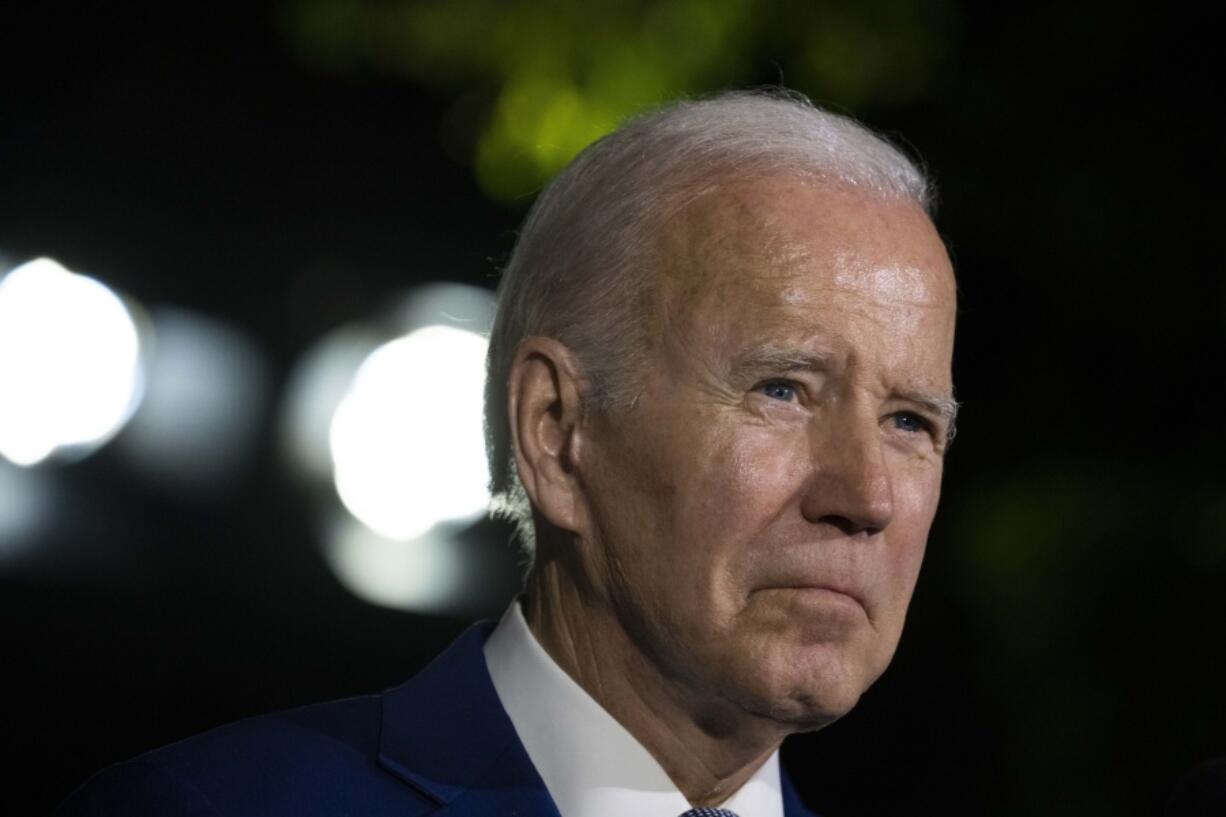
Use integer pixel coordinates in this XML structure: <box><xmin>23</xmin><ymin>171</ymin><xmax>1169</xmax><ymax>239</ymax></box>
<box><xmin>678</xmin><ymin>809</ymin><xmax>741</xmax><ymax>817</ymax></box>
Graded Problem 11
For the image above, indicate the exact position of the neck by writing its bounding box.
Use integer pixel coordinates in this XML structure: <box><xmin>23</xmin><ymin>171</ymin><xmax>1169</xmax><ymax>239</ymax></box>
<box><xmin>522</xmin><ymin>556</ymin><xmax>787</xmax><ymax>807</ymax></box>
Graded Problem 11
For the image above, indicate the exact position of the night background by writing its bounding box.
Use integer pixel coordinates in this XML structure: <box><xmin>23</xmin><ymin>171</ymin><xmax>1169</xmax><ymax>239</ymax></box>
<box><xmin>2</xmin><ymin>2</ymin><xmax>1222</xmax><ymax>814</ymax></box>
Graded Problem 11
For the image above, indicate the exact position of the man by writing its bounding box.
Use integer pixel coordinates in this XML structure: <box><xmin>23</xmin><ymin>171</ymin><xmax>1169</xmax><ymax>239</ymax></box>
<box><xmin>58</xmin><ymin>90</ymin><xmax>958</xmax><ymax>817</ymax></box>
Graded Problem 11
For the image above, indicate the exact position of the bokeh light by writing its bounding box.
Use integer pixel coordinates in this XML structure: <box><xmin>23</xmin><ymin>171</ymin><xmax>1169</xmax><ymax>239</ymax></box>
<box><xmin>282</xmin><ymin>325</ymin><xmax>383</xmax><ymax>483</ymax></box>
<box><xmin>0</xmin><ymin>459</ymin><xmax>54</xmax><ymax>559</ymax></box>
<box><xmin>0</xmin><ymin>257</ymin><xmax>144</xmax><ymax>467</ymax></box>
<box><xmin>330</xmin><ymin>323</ymin><xmax>490</xmax><ymax>541</ymax></box>
<box><xmin>280</xmin><ymin>282</ymin><xmax>500</xmax><ymax>612</ymax></box>
<box><xmin>115</xmin><ymin>308</ymin><xmax>268</xmax><ymax>496</ymax></box>
<box><xmin>322</xmin><ymin>514</ymin><xmax>467</xmax><ymax>613</ymax></box>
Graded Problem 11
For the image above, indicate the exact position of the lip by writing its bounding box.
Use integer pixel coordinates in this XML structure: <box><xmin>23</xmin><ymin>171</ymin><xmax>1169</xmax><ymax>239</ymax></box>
<box><xmin>759</xmin><ymin>583</ymin><xmax>868</xmax><ymax>612</ymax></box>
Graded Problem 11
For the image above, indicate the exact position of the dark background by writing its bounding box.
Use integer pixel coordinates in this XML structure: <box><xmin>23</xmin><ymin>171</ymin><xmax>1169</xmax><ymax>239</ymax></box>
<box><xmin>3</xmin><ymin>2</ymin><xmax>1222</xmax><ymax>815</ymax></box>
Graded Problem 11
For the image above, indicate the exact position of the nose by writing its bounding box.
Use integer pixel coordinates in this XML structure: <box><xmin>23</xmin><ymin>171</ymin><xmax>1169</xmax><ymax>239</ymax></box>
<box><xmin>799</xmin><ymin>408</ymin><xmax>895</xmax><ymax>536</ymax></box>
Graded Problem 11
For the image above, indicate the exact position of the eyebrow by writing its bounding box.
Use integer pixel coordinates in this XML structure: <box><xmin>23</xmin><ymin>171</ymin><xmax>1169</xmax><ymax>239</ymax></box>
<box><xmin>727</xmin><ymin>346</ymin><xmax>831</xmax><ymax>383</ymax></box>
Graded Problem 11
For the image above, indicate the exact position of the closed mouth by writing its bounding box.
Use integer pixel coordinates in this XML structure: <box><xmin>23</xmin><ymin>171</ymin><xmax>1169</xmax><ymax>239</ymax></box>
<box><xmin>759</xmin><ymin>583</ymin><xmax>867</xmax><ymax>611</ymax></box>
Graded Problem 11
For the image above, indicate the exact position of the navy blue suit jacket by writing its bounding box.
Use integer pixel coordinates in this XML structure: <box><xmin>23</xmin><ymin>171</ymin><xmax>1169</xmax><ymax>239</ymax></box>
<box><xmin>57</xmin><ymin>623</ymin><xmax>819</xmax><ymax>816</ymax></box>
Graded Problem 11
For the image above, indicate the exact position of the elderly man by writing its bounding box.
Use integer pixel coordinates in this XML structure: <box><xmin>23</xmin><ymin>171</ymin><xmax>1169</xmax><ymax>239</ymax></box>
<box><xmin>58</xmin><ymin>90</ymin><xmax>957</xmax><ymax>817</ymax></box>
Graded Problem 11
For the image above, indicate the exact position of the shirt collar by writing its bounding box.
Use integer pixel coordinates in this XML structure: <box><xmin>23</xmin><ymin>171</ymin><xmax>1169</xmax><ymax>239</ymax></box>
<box><xmin>484</xmin><ymin>600</ymin><xmax>784</xmax><ymax>817</ymax></box>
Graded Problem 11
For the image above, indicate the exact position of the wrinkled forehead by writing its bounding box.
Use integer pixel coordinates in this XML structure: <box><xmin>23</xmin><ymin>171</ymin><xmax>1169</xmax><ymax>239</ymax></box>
<box><xmin>651</xmin><ymin>175</ymin><xmax>956</xmax><ymax>315</ymax></box>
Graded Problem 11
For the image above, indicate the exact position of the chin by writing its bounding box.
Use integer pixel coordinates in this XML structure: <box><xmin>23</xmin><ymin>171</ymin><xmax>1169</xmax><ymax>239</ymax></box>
<box><xmin>725</xmin><ymin>641</ymin><xmax>879</xmax><ymax>730</ymax></box>
<box><xmin>776</xmin><ymin>681</ymin><xmax>866</xmax><ymax>729</ymax></box>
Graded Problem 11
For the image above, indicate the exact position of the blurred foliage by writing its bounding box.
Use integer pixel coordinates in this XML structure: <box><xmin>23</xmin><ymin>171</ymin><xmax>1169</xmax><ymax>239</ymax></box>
<box><xmin>278</xmin><ymin>0</ymin><xmax>957</xmax><ymax>201</ymax></box>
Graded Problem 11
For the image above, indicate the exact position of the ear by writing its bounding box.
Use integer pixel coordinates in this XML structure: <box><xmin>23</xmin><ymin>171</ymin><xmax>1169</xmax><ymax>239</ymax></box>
<box><xmin>506</xmin><ymin>337</ymin><xmax>589</xmax><ymax>535</ymax></box>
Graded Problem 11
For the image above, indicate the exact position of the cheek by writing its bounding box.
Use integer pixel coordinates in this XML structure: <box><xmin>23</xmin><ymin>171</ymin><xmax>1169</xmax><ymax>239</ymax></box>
<box><xmin>674</xmin><ymin>427</ymin><xmax>811</xmax><ymax>594</ymax></box>
<box><xmin>589</xmin><ymin>403</ymin><xmax>813</xmax><ymax>627</ymax></box>
<box><xmin>687</xmin><ymin>430</ymin><xmax>801</xmax><ymax>525</ymax></box>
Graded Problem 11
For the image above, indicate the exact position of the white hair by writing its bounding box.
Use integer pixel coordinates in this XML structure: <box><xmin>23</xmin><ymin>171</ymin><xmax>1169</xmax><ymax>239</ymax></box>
<box><xmin>485</xmin><ymin>89</ymin><xmax>933</xmax><ymax>553</ymax></box>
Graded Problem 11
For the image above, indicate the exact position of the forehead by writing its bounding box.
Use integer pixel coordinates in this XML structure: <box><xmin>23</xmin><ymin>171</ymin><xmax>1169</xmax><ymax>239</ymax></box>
<box><xmin>658</xmin><ymin>176</ymin><xmax>952</xmax><ymax>300</ymax></box>
<box><xmin>651</xmin><ymin>175</ymin><xmax>957</xmax><ymax>381</ymax></box>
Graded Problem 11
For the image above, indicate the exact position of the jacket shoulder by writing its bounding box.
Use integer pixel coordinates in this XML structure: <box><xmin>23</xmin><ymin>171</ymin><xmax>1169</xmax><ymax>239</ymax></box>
<box><xmin>56</xmin><ymin>695</ymin><xmax>434</xmax><ymax>817</ymax></box>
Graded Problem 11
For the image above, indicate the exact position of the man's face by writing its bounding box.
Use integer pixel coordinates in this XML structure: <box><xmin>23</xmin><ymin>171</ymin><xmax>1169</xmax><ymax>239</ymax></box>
<box><xmin>577</xmin><ymin>176</ymin><xmax>957</xmax><ymax>728</ymax></box>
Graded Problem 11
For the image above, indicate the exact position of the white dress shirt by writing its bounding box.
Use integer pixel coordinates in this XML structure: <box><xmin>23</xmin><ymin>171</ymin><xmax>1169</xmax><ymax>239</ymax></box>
<box><xmin>484</xmin><ymin>600</ymin><xmax>785</xmax><ymax>817</ymax></box>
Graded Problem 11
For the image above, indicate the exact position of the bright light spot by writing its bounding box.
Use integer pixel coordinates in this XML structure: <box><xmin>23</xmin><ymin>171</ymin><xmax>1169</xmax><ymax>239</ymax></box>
<box><xmin>330</xmin><ymin>324</ymin><xmax>489</xmax><ymax>541</ymax></box>
<box><xmin>323</xmin><ymin>515</ymin><xmax>466</xmax><ymax>613</ymax></box>
<box><xmin>0</xmin><ymin>258</ymin><xmax>143</xmax><ymax>467</ymax></box>
<box><xmin>283</xmin><ymin>282</ymin><xmax>497</xmax><ymax>609</ymax></box>
<box><xmin>281</xmin><ymin>326</ymin><xmax>381</xmax><ymax>482</ymax></box>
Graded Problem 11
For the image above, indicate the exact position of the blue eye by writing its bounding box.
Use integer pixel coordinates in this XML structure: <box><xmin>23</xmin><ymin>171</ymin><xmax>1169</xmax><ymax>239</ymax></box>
<box><xmin>758</xmin><ymin>381</ymin><xmax>797</xmax><ymax>402</ymax></box>
<box><xmin>892</xmin><ymin>412</ymin><xmax>930</xmax><ymax>434</ymax></box>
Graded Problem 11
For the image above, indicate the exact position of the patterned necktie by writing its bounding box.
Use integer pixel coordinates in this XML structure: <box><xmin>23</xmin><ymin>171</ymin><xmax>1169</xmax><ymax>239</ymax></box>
<box><xmin>678</xmin><ymin>809</ymin><xmax>741</xmax><ymax>817</ymax></box>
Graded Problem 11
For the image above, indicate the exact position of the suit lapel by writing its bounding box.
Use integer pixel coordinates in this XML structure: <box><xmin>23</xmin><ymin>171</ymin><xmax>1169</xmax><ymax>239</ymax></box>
<box><xmin>377</xmin><ymin>622</ymin><xmax>562</xmax><ymax>816</ymax></box>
